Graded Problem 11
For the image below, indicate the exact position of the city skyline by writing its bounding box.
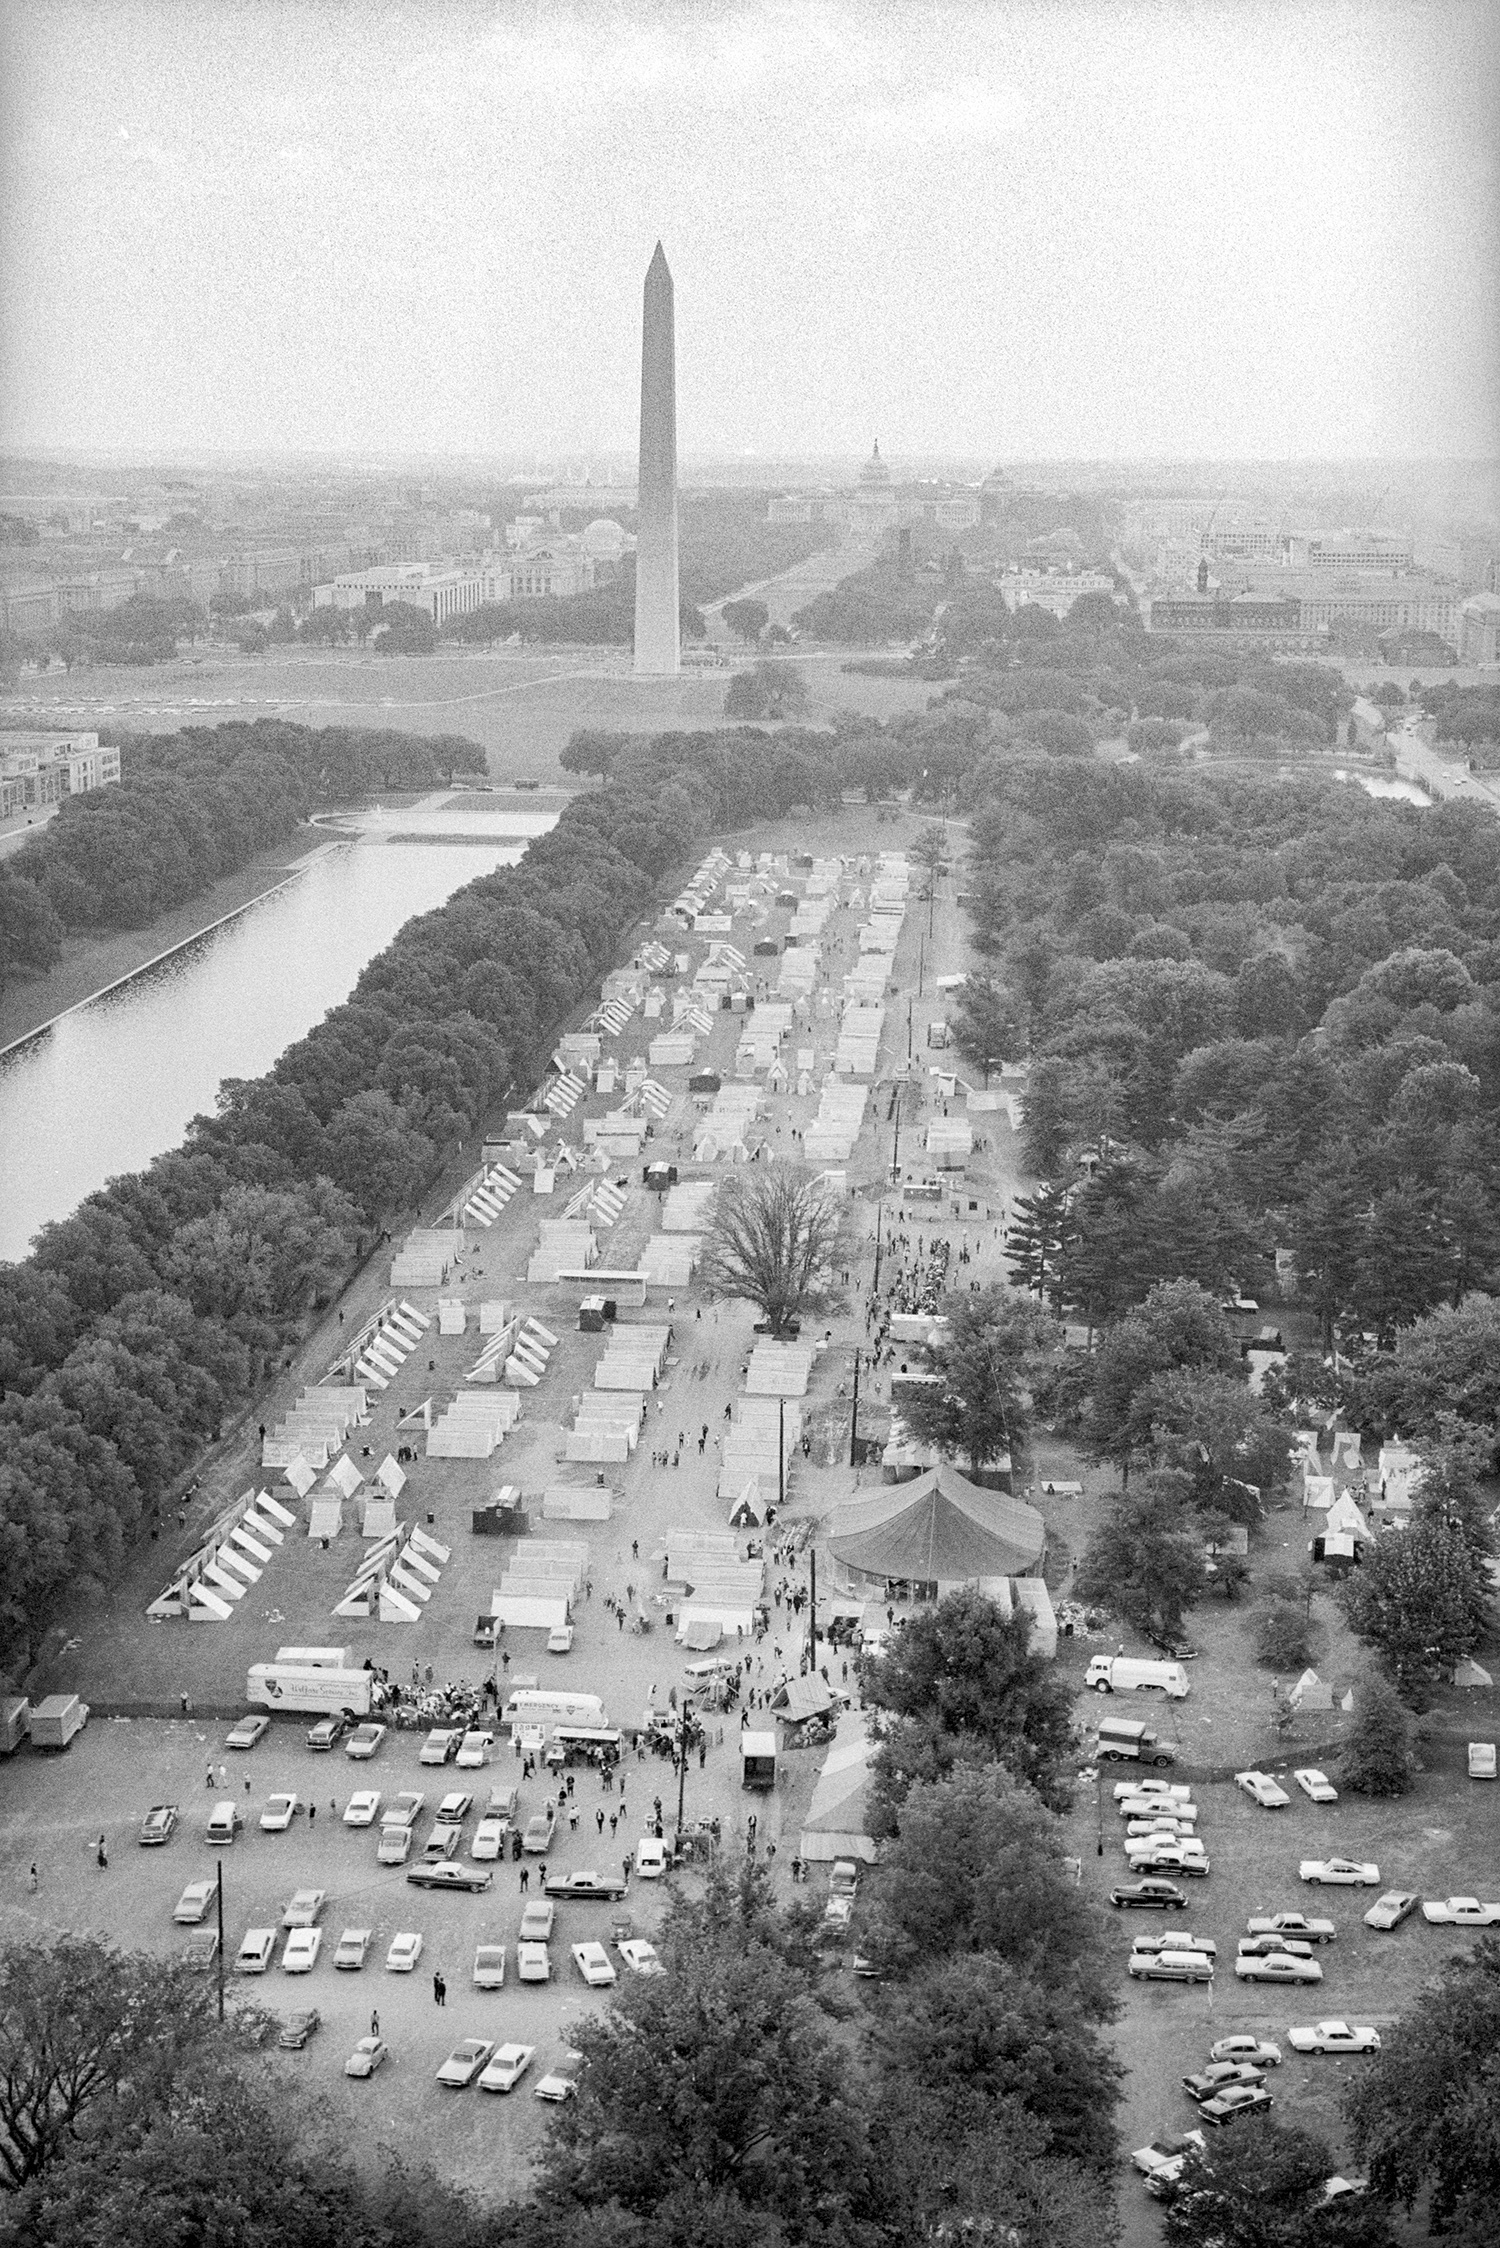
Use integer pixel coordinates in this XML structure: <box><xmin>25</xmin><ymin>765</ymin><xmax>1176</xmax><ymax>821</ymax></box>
<box><xmin>1</xmin><ymin>0</ymin><xmax>1497</xmax><ymax>464</ymax></box>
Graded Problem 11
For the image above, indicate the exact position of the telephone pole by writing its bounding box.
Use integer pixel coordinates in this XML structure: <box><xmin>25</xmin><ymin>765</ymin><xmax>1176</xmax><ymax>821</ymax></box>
<box><xmin>216</xmin><ymin>1859</ymin><xmax>226</xmax><ymax>2021</ymax></box>
<box><xmin>848</xmin><ymin>1347</ymin><xmax>861</xmax><ymax>1467</ymax></box>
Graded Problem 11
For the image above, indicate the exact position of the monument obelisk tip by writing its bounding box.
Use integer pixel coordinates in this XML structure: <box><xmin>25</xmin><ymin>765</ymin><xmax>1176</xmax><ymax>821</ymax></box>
<box><xmin>633</xmin><ymin>242</ymin><xmax>679</xmax><ymax>676</ymax></box>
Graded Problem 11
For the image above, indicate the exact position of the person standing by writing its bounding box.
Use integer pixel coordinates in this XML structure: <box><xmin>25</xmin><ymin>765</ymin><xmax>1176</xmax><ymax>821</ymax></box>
<box><xmin>27</xmin><ymin>1863</ymin><xmax>38</xmax><ymax>1893</ymax></box>
<box><xmin>432</xmin><ymin>1971</ymin><xmax>446</xmax><ymax>2007</ymax></box>
<box><xmin>371</xmin><ymin>2009</ymin><xmax>380</xmax><ymax>2037</ymax></box>
<box><xmin>96</xmin><ymin>1835</ymin><xmax>108</xmax><ymax>1868</ymax></box>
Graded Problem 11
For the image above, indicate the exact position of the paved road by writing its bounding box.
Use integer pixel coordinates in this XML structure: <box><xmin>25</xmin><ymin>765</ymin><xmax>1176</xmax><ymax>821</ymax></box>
<box><xmin>1387</xmin><ymin>723</ymin><xmax>1500</xmax><ymax>815</ymax></box>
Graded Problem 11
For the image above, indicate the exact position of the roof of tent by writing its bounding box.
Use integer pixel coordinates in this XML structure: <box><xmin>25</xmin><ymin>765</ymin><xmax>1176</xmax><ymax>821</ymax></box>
<box><xmin>802</xmin><ymin>1723</ymin><xmax>876</xmax><ymax>1835</ymax></box>
<box><xmin>826</xmin><ymin>1462</ymin><xmax>1044</xmax><ymax>1583</ymax></box>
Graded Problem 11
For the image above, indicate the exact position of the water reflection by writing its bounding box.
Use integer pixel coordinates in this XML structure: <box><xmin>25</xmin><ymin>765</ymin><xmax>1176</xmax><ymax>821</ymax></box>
<box><xmin>0</xmin><ymin>817</ymin><xmax>554</xmax><ymax>1261</ymax></box>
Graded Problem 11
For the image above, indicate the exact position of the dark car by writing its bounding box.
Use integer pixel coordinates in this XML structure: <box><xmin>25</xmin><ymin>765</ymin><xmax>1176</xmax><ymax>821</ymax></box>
<box><xmin>406</xmin><ymin>1863</ymin><xmax>494</xmax><ymax>1894</ymax></box>
<box><xmin>1199</xmin><ymin>2084</ymin><xmax>1275</xmax><ymax>2129</ymax></box>
<box><xmin>306</xmin><ymin>1714</ymin><xmax>354</xmax><ymax>1751</ymax></box>
<box><xmin>1147</xmin><ymin>1634</ymin><xmax>1200</xmax><ymax>1661</ymax></box>
<box><xmin>278</xmin><ymin>2009</ymin><xmax>321</xmax><ymax>2051</ymax></box>
<box><xmin>543</xmin><ymin>1870</ymin><xmax>628</xmax><ymax>1902</ymax></box>
<box><xmin>1110</xmin><ymin>1879</ymin><xmax>1188</xmax><ymax>1911</ymax></box>
<box><xmin>139</xmin><ymin>1803</ymin><xmax>179</xmax><ymax>1847</ymax></box>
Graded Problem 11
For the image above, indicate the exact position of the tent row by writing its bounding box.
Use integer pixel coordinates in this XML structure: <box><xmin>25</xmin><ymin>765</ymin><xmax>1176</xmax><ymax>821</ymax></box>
<box><xmin>805</xmin><ymin>1080</ymin><xmax>867</xmax><ymax>1164</ymax></box>
<box><xmin>528</xmin><ymin>1220</ymin><xmax>597</xmax><ymax>1283</ymax></box>
<box><xmin>565</xmin><ymin>1388</ymin><xmax>645</xmax><ymax>1462</ymax></box>
<box><xmin>746</xmin><ymin>1339</ymin><xmax>815</xmax><ymax>1396</ymax></box>
<box><xmin>719</xmin><ymin>1396</ymin><xmax>800</xmax><ymax>1503</ymax></box>
<box><xmin>391</xmin><ymin>1228</ymin><xmax>459</xmax><ymax>1288</ymax></box>
<box><xmin>354</xmin><ymin>1301</ymin><xmax>431</xmax><ymax>1391</ymax></box>
<box><xmin>835</xmin><ymin>999</ymin><xmax>884</xmax><ymax>1076</ymax></box>
<box><xmin>332</xmin><ymin>1522</ymin><xmax>451</xmax><ymax>1620</ymax></box>
<box><xmin>261</xmin><ymin>1382</ymin><xmax>371</xmax><ymax>1470</ymax></box>
<box><xmin>147</xmin><ymin>1484</ymin><xmax>297</xmax><ymax>1621</ymax></box>
<box><xmin>462</xmin><ymin>1160</ymin><xmax>522</xmax><ymax>1227</ymax></box>
<box><xmin>427</xmin><ymin>1389</ymin><xmax>522</xmax><ymax>1460</ymax></box>
<box><xmin>595</xmin><ymin>1323</ymin><xmax>671</xmax><ymax>1391</ymax></box>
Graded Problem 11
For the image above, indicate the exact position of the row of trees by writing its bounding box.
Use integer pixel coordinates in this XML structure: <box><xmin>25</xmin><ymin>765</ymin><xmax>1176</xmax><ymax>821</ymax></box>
<box><xmin>0</xmin><ymin>721</ymin><xmax>488</xmax><ymax>993</ymax></box>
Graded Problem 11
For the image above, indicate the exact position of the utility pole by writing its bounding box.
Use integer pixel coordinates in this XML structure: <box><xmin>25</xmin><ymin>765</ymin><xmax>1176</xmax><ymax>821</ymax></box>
<box><xmin>891</xmin><ymin>1081</ymin><xmax>902</xmax><ymax>1182</ymax></box>
<box><xmin>216</xmin><ymin>1859</ymin><xmax>226</xmax><ymax>2022</ymax></box>
<box><xmin>675</xmin><ymin>1693</ymin><xmax>691</xmax><ymax>1843</ymax></box>
<box><xmin>807</xmin><ymin>1543</ymin><xmax>818</xmax><ymax>1676</ymax></box>
<box><xmin>848</xmin><ymin>1347</ymin><xmax>860</xmax><ymax>1467</ymax></box>
<box><xmin>906</xmin><ymin>997</ymin><xmax>914</xmax><ymax>1062</ymax></box>
<box><xmin>777</xmin><ymin>1395</ymin><xmax>785</xmax><ymax>1521</ymax></box>
<box><xmin>872</xmin><ymin>1203</ymin><xmax>883</xmax><ymax>1296</ymax></box>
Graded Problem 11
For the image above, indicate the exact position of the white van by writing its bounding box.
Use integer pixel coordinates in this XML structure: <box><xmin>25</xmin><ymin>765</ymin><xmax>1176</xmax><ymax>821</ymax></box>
<box><xmin>1086</xmin><ymin>1655</ymin><xmax>1190</xmax><ymax>1699</ymax></box>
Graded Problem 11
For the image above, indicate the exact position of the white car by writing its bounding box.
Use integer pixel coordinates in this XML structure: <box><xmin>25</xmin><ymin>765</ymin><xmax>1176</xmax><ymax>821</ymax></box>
<box><xmin>281</xmin><ymin>1888</ymin><xmax>326</xmax><ymax>1929</ymax></box>
<box><xmin>419</xmin><ymin>1728</ymin><xmax>463</xmax><ymax>1766</ymax></box>
<box><xmin>377</xmin><ymin>1825</ymin><xmax>414</xmax><ymax>1865</ymax></box>
<box><xmin>1294</xmin><ymin>1768</ymin><xmax>1338</xmax><ymax>1803</ymax></box>
<box><xmin>343</xmin><ymin>1790</ymin><xmax>382</xmax><ymax>1827</ymax></box>
<box><xmin>1236</xmin><ymin>1770</ymin><xmax>1291</xmax><ymax>1809</ymax></box>
<box><xmin>572</xmin><ymin>1941</ymin><xmax>617</xmax><ymax>1987</ymax></box>
<box><xmin>173</xmin><ymin>1879</ymin><xmax>216</xmax><ymax>1925</ymax></box>
<box><xmin>516</xmin><ymin>1941</ymin><xmax>552</xmax><ymax>1983</ymax></box>
<box><xmin>473</xmin><ymin>1944</ymin><xmax>507</xmax><ymax>1991</ymax></box>
<box><xmin>1115</xmin><ymin>1780</ymin><xmax>1192</xmax><ymax>1804</ymax></box>
<box><xmin>1125</xmin><ymin>1816</ymin><xmax>1197</xmax><ymax>1839</ymax></box>
<box><xmin>534</xmin><ymin>2067</ymin><xmax>578</xmax><ymax>2101</ymax></box>
<box><xmin>334</xmin><ymin>1928</ymin><xmax>371</xmax><ymax>1970</ymax></box>
<box><xmin>519</xmin><ymin>1900</ymin><xmax>555</xmax><ymax>1940</ymax></box>
<box><xmin>1210</xmin><ymin>2036</ymin><xmax>1282</xmax><ymax>2068</ymax></box>
<box><xmin>479</xmin><ymin>2041</ymin><xmax>535</xmax><ymax>2093</ymax></box>
<box><xmin>456</xmin><ymin>1731</ymin><xmax>494</xmax><ymax>1769</ymax></box>
<box><xmin>385</xmin><ymin>1931</ymin><xmax>424</xmax><ymax>1973</ymax></box>
<box><xmin>259</xmin><ymin>1793</ymin><xmax>300</xmax><ymax>1832</ymax></box>
<box><xmin>618</xmin><ymin>1939</ymin><xmax>666</xmax><ymax>1977</ymax></box>
<box><xmin>471</xmin><ymin>1817</ymin><xmax>506</xmax><ymax>1861</ymax></box>
<box><xmin>235</xmin><ymin>1927</ymin><xmax>277</xmax><ymax>1974</ymax></box>
<box><xmin>1234</xmin><ymin>1952</ymin><xmax>1324</xmax><ymax>1984</ymax></box>
<box><xmin>1119</xmin><ymin>1796</ymin><xmax>1197</xmax><ymax>1823</ymax></box>
<box><xmin>344</xmin><ymin>1723</ymin><xmax>387</xmax><ymax>1760</ymax></box>
<box><xmin>435</xmin><ymin>2038</ymin><xmax>494</xmax><ymax>2089</ymax></box>
<box><xmin>345</xmin><ymin>2035</ymin><xmax>390</xmax><ymax>2078</ymax></box>
<box><xmin>1132</xmin><ymin>1929</ymin><xmax>1218</xmax><ymax>1958</ymax></box>
<box><xmin>1286</xmin><ymin>2021</ymin><xmax>1381</xmax><ymax>2056</ymax></box>
<box><xmin>635</xmin><ymin>1837</ymin><xmax>670</xmax><ymax>1878</ymax></box>
<box><xmin>382</xmin><ymin>1791</ymin><xmax>425</xmax><ymax>1830</ymax></box>
<box><xmin>1421</xmin><ymin>1897</ymin><xmax>1500</xmax><ymax>1926</ymax></box>
<box><xmin>282</xmin><ymin>1928</ymin><xmax>322</xmax><ymax>1973</ymax></box>
<box><xmin>1301</xmin><ymin>1858</ymin><xmax>1379</xmax><ymax>1886</ymax></box>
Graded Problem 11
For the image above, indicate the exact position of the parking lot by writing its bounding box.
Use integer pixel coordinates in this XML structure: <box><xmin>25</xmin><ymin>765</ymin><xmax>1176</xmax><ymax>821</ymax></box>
<box><xmin>1069</xmin><ymin>1753</ymin><xmax>1500</xmax><ymax>2248</ymax></box>
<box><xmin>0</xmin><ymin>1709</ymin><xmax>733</xmax><ymax>2198</ymax></box>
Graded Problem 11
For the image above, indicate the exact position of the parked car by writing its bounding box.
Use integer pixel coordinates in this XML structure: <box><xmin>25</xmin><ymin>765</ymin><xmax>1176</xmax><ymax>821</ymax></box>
<box><xmin>1421</xmin><ymin>1897</ymin><xmax>1500</xmax><ymax>1926</ymax></box>
<box><xmin>259</xmin><ymin>1793</ymin><xmax>300</xmax><ymax>1832</ymax></box>
<box><xmin>235</xmin><ymin>1928</ymin><xmax>277</xmax><ymax>1974</ymax></box>
<box><xmin>524</xmin><ymin>1807</ymin><xmax>558</xmax><ymax>1853</ymax></box>
<box><xmin>281</xmin><ymin>1888</ymin><xmax>326</xmax><ymax>1928</ymax></box>
<box><xmin>456</xmin><ymin>1731</ymin><xmax>494</xmax><ymax>1769</ymax></box>
<box><xmin>306</xmin><ymin>1715</ymin><xmax>352</xmax><ymax>1752</ymax></box>
<box><xmin>822</xmin><ymin>1895</ymin><xmax>854</xmax><ymax>1936</ymax></box>
<box><xmin>206</xmin><ymin>1800</ymin><xmax>244</xmax><ymax>1845</ymax></box>
<box><xmin>516</xmin><ymin>1941</ymin><xmax>552</xmax><ymax>1983</ymax></box>
<box><xmin>1238</xmin><ymin>1935</ymin><xmax>1314</xmax><ymax>1960</ymax></box>
<box><xmin>226</xmin><ymin>1714</ymin><xmax>270</xmax><ymax>1751</ymax></box>
<box><xmin>382</xmin><ymin>1791</ymin><xmax>425</xmax><ymax>1830</ymax></box>
<box><xmin>1131</xmin><ymin>1929</ymin><xmax>1217</xmax><ymax>1957</ymax></box>
<box><xmin>485</xmin><ymin>1782</ymin><xmax>520</xmax><ymax>1824</ymax></box>
<box><xmin>1119</xmin><ymin>1794</ymin><xmax>1197</xmax><ymax>1821</ymax></box>
<box><xmin>1209</xmin><ymin>2036</ymin><xmax>1282</xmax><ymax>2068</ymax></box>
<box><xmin>419</xmin><ymin>1729</ymin><xmax>462</xmax><ymax>1766</ymax></box>
<box><xmin>282</xmin><ymin>1929</ymin><xmax>322</xmax><ymax>1973</ymax></box>
<box><xmin>1183</xmin><ymin>2061</ymin><xmax>1266</xmax><ymax>2100</ymax></box>
<box><xmin>473</xmin><ymin>1944</ymin><xmax>507</xmax><ymax>1990</ymax></box>
<box><xmin>572</xmin><ymin>1941</ymin><xmax>617</xmax><ymax>1987</ymax></box>
<box><xmin>472</xmin><ymin>1817</ymin><xmax>505</xmax><ymax>1860</ymax></box>
<box><xmin>534</xmin><ymin>2063</ymin><xmax>578</xmax><ymax>2100</ymax></box>
<box><xmin>635</xmin><ymin>1838</ymin><xmax>670</xmax><ymax>1878</ymax></box>
<box><xmin>436</xmin><ymin>1791</ymin><xmax>475</xmax><ymax>1825</ymax></box>
<box><xmin>436</xmin><ymin>2038</ymin><xmax>495</xmax><ymax>2089</ymax></box>
<box><xmin>344</xmin><ymin>1722</ymin><xmax>387</xmax><ymax>1760</ymax></box>
<box><xmin>385</xmin><ymin>1931</ymin><xmax>424</xmax><ymax>1972</ymax></box>
<box><xmin>377</xmin><ymin>1825</ymin><xmax>414</xmax><ymax>1865</ymax></box>
<box><xmin>545</xmin><ymin>1867</ymin><xmax>628</xmax><ymax>1901</ymax></box>
<box><xmin>407</xmin><ymin>1862</ymin><xmax>493</xmax><ymax>1894</ymax></box>
<box><xmin>1234</xmin><ymin>1952</ymin><xmax>1323</xmax><ymax>1985</ymax></box>
<box><xmin>1468</xmin><ymin>1742</ymin><xmax>1497</xmax><ymax>1780</ymax></box>
<box><xmin>1126</xmin><ymin>1816</ymin><xmax>1197</xmax><ymax>1839</ymax></box>
<box><xmin>1199</xmin><ymin>2083</ymin><xmax>1275</xmax><ymax>2128</ymax></box>
<box><xmin>1110</xmin><ymin>1880</ymin><xmax>1188</xmax><ymax>1911</ymax></box>
<box><xmin>1286</xmin><ymin>2021</ymin><xmax>1381</xmax><ymax>2056</ymax></box>
<box><xmin>420</xmin><ymin>1825</ymin><xmax>460</xmax><ymax>1865</ymax></box>
<box><xmin>1246</xmin><ymin>1912</ymin><xmax>1337</xmax><ymax>1944</ymax></box>
<box><xmin>1124</xmin><ymin>1840</ymin><xmax>1210</xmax><ymax>1877</ymax></box>
<box><xmin>1364</xmin><ymin>1890</ymin><xmax>1420</xmax><ymax>1933</ymax></box>
<box><xmin>1294</xmin><ymin>1768</ymin><xmax>1338</xmax><ymax>1803</ymax></box>
<box><xmin>1301</xmin><ymin>1858</ymin><xmax>1379</xmax><ymax>1886</ymax></box>
<box><xmin>278</xmin><ymin>2008</ymin><xmax>321</xmax><ymax>2049</ymax></box>
<box><xmin>334</xmin><ymin>1928</ymin><xmax>371</xmax><ymax>1970</ymax></box>
<box><xmin>1113</xmin><ymin>1780</ymin><xmax>1192</xmax><ymax>1804</ymax></box>
<box><xmin>1128</xmin><ymin>1949</ymin><xmax>1213</xmax><ymax>1983</ymax></box>
<box><xmin>1235</xmin><ymin>1771</ymin><xmax>1290</xmax><ymax>1809</ymax></box>
<box><xmin>479</xmin><ymin>2042</ymin><xmax>536</xmax><ymax>2092</ymax></box>
<box><xmin>139</xmin><ymin>1803</ymin><xmax>179</xmax><ymax>1847</ymax></box>
<box><xmin>173</xmin><ymin>1879</ymin><xmax>216</xmax><ymax>1925</ymax></box>
<box><xmin>345</xmin><ymin>2035</ymin><xmax>390</xmax><ymax>2078</ymax></box>
<box><xmin>182</xmin><ymin>1931</ymin><xmax>220</xmax><ymax>1972</ymax></box>
<box><xmin>547</xmin><ymin>1623</ymin><xmax>575</xmax><ymax>1654</ymax></box>
<box><xmin>520</xmin><ymin>1900</ymin><xmax>556</xmax><ymax>1941</ymax></box>
<box><xmin>1132</xmin><ymin>2130</ymin><xmax>1206</xmax><ymax>2195</ymax></box>
<box><xmin>618</xmin><ymin>1939</ymin><xmax>665</xmax><ymax>1977</ymax></box>
<box><xmin>343</xmin><ymin>1789</ymin><xmax>382</xmax><ymax>1827</ymax></box>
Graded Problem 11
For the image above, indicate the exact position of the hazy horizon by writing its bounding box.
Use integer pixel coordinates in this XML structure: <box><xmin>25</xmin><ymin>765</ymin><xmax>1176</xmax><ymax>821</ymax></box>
<box><xmin>2</xmin><ymin>0</ymin><xmax>1498</xmax><ymax>465</ymax></box>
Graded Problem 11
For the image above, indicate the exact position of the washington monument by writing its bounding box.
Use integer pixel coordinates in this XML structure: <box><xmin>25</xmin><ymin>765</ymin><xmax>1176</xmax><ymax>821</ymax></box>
<box><xmin>632</xmin><ymin>241</ymin><xmax>679</xmax><ymax>676</ymax></box>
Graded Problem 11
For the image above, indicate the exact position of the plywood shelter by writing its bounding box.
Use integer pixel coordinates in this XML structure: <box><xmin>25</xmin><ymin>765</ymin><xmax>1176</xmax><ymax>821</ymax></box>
<box><xmin>826</xmin><ymin>1462</ymin><xmax>1045</xmax><ymax>1595</ymax></box>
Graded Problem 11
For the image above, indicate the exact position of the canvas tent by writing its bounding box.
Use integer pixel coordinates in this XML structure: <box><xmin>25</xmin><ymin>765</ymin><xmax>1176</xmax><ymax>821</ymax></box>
<box><xmin>799</xmin><ymin>1720</ymin><xmax>878</xmax><ymax>1864</ymax></box>
<box><xmin>826</xmin><ymin>1462</ymin><xmax>1045</xmax><ymax>1593</ymax></box>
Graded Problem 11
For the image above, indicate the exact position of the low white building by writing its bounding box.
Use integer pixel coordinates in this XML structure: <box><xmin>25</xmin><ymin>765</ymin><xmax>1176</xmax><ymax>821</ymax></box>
<box><xmin>1</xmin><ymin>729</ymin><xmax>120</xmax><ymax>817</ymax></box>
<box><xmin>998</xmin><ymin>566</ymin><xmax>1117</xmax><ymax>619</ymax></box>
<box><xmin>314</xmin><ymin>563</ymin><xmax>485</xmax><ymax>626</ymax></box>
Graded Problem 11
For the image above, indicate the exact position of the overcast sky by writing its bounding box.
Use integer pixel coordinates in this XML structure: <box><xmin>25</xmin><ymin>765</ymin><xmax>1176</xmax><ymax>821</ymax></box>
<box><xmin>1</xmin><ymin>0</ymin><xmax>1497</xmax><ymax>463</ymax></box>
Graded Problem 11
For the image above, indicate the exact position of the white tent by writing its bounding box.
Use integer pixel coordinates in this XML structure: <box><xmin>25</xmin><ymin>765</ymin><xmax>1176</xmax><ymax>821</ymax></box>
<box><xmin>799</xmin><ymin>1721</ymin><xmax>879</xmax><ymax>1864</ymax></box>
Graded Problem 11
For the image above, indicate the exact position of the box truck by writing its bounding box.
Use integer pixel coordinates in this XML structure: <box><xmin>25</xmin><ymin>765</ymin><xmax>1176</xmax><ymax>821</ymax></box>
<box><xmin>30</xmin><ymin>1694</ymin><xmax>89</xmax><ymax>1749</ymax></box>
<box><xmin>246</xmin><ymin>1664</ymin><xmax>373</xmax><ymax>1716</ymax></box>
<box><xmin>1085</xmin><ymin>1655</ymin><xmax>1190</xmax><ymax>1699</ymax></box>
<box><xmin>0</xmin><ymin>1697</ymin><xmax>30</xmax><ymax>1755</ymax></box>
<box><xmin>741</xmin><ymin>1730</ymin><xmax>778</xmax><ymax>1790</ymax></box>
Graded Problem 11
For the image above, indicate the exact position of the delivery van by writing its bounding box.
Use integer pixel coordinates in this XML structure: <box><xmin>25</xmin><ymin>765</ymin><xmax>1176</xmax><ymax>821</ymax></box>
<box><xmin>1094</xmin><ymin>1718</ymin><xmax>1176</xmax><ymax>1767</ymax></box>
<box><xmin>1086</xmin><ymin>1655</ymin><xmax>1190</xmax><ymax>1699</ymax></box>
<box><xmin>500</xmin><ymin>1688</ymin><xmax>608</xmax><ymax>1738</ymax></box>
<box><xmin>246</xmin><ymin>1663</ymin><xmax>373</xmax><ymax>1716</ymax></box>
<box><xmin>741</xmin><ymin>1730</ymin><xmax>778</xmax><ymax>1790</ymax></box>
<box><xmin>29</xmin><ymin>1694</ymin><xmax>88</xmax><ymax>1749</ymax></box>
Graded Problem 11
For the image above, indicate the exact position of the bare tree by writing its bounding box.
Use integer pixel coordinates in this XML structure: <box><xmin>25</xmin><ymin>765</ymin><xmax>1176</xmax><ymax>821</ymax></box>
<box><xmin>700</xmin><ymin>1162</ymin><xmax>854</xmax><ymax>1335</ymax></box>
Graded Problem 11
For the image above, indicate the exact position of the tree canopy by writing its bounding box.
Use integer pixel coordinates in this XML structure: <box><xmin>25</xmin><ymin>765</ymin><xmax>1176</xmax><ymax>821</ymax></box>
<box><xmin>700</xmin><ymin>1163</ymin><xmax>853</xmax><ymax>1336</ymax></box>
